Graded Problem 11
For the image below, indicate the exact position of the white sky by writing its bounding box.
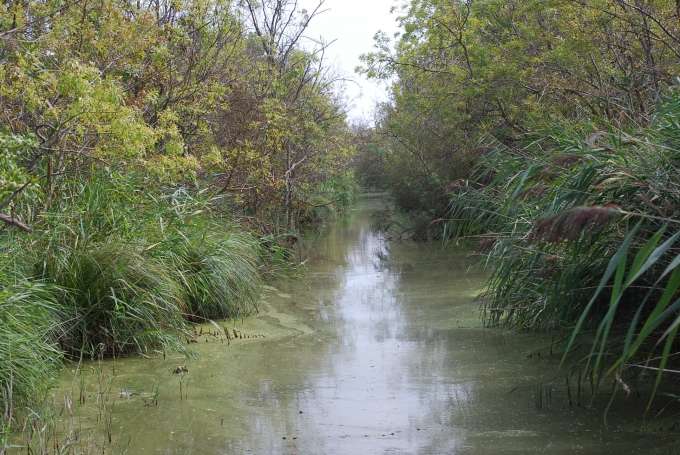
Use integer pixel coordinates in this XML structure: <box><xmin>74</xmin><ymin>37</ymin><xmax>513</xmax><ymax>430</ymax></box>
<box><xmin>298</xmin><ymin>0</ymin><xmax>400</xmax><ymax>125</ymax></box>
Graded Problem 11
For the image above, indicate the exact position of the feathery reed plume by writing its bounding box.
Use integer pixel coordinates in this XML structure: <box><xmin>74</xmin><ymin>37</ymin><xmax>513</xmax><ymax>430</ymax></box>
<box><xmin>532</xmin><ymin>205</ymin><xmax>620</xmax><ymax>243</ymax></box>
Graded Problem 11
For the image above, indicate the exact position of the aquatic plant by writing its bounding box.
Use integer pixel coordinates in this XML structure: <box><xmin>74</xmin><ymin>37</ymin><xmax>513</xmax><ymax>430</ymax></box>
<box><xmin>564</xmin><ymin>223</ymin><xmax>680</xmax><ymax>408</ymax></box>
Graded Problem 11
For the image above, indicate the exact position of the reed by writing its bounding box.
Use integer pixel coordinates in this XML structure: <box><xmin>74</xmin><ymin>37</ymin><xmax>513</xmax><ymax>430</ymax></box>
<box><xmin>0</xmin><ymin>279</ymin><xmax>62</xmax><ymax>426</ymax></box>
<box><xmin>161</xmin><ymin>227</ymin><xmax>262</xmax><ymax>321</ymax></box>
<box><xmin>445</xmin><ymin>92</ymin><xmax>680</xmax><ymax>400</ymax></box>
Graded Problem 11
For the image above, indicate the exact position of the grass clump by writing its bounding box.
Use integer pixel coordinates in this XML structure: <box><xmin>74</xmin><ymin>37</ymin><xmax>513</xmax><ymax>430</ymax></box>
<box><xmin>39</xmin><ymin>239</ymin><xmax>188</xmax><ymax>358</ymax></box>
<box><xmin>0</xmin><ymin>280</ymin><xmax>61</xmax><ymax>421</ymax></box>
<box><xmin>164</xmin><ymin>229</ymin><xmax>262</xmax><ymax>321</ymax></box>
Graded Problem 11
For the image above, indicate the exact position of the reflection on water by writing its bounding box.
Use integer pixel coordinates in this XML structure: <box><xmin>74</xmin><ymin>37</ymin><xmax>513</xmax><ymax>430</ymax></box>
<box><xmin>51</xmin><ymin>194</ymin><xmax>678</xmax><ymax>454</ymax></box>
<box><xmin>235</xmin><ymin>202</ymin><xmax>470</xmax><ymax>454</ymax></box>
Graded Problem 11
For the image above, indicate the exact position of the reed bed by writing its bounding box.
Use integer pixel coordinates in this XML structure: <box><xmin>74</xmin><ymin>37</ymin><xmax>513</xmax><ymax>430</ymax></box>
<box><xmin>0</xmin><ymin>173</ymin><xmax>268</xmax><ymax>430</ymax></box>
<box><xmin>0</xmin><ymin>280</ymin><xmax>61</xmax><ymax>424</ymax></box>
<box><xmin>446</xmin><ymin>93</ymin><xmax>680</xmax><ymax>402</ymax></box>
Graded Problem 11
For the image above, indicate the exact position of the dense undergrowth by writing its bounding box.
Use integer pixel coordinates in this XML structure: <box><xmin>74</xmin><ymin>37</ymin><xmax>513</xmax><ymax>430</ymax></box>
<box><xmin>357</xmin><ymin>0</ymin><xmax>680</xmax><ymax>406</ymax></box>
<box><xmin>0</xmin><ymin>175</ymin><xmax>249</xmax><ymax>422</ymax></box>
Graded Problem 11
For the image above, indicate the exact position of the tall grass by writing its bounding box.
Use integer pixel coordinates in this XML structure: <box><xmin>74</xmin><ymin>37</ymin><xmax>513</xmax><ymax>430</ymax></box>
<box><xmin>161</xmin><ymin>228</ymin><xmax>261</xmax><ymax>321</ymax></box>
<box><xmin>448</xmin><ymin>130</ymin><xmax>626</xmax><ymax>329</ymax></box>
<box><xmin>0</xmin><ymin>279</ymin><xmax>61</xmax><ymax>423</ymax></box>
<box><xmin>22</xmin><ymin>175</ymin><xmax>190</xmax><ymax>357</ymax></box>
<box><xmin>144</xmin><ymin>185</ymin><xmax>264</xmax><ymax>320</ymax></box>
<box><xmin>446</xmin><ymin>92</ymin><xmax>680</xmax><ymax>399</ymax></box>
<box><xmin>39</xmin><ymin>239</ymin><xmax>188</xmax><ymax>357</ymax></box>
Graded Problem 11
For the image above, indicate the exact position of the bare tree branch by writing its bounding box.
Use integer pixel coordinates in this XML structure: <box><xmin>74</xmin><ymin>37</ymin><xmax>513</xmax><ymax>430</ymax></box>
<box><xmin>0</xmin><ymin>213</ymin><xmax>32</xmax><ymax>232</ymax></box>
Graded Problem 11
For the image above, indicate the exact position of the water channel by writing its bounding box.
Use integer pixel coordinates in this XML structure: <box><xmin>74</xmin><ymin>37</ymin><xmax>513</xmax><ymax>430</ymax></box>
<box><xmin>49</xmin><ymin>194</ymin><xmax>677</xmax><ymax>454</ymax></box>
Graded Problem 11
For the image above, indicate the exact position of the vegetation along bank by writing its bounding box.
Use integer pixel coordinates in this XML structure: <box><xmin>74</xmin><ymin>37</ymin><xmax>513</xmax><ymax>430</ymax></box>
<box><xmin>0</xmin><ymin>0</ymin><xmax>357</xmax><ymax>436</ymax></box>
<box><xmin>5</xmin><ymin>0</ymin><xmax>680</xmax><ymax>447</ymax></box>
<box><xmin>357</xmin><ymin>0</ymin><xmax>680</xmax><ymax>408</ymax></box>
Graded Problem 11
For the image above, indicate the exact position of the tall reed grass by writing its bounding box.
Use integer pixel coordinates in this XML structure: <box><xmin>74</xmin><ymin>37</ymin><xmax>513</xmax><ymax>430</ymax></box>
<box><xmin>446</xmin><ymin>92</ymin><xmax>680</xmax><ymax>400</ymax></box>
<box><xmin>160</xmin><ymin>228</ymin><xmax>262</xmax><ymax>321</ymax></box>
<box><xmin>0</xmin><ymin>279</ymin><xmax>61</xmax><ymax>423</ymax></box>
<box><xmin>0</xmin><ymin>172</ymin><xmax>271</xmax><ymax>426</ymax></box>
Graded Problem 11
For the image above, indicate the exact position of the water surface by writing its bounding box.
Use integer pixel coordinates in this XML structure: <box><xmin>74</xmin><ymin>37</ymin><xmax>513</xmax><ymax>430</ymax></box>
<box><xmin>50</xmin><ymin>194</ymin><xmax>678</xmax><ymax>454</ymax></box>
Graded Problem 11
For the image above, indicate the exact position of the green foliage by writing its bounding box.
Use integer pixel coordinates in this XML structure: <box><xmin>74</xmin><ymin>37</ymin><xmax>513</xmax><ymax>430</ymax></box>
<box><xmin>0</xmin><ymin>132</ymin><xmax>37</xmax><ymax>198</ymax></box>
<box><xmin>299</xmin><ymin>172</ymin><xmax>359</xmax><ymax>225</ymax></box>
<box><xmin>351</xmin><ymin>125</ymin><xmax>405</xmax><ymax>193</ymax></box>
<box><xmin>1</xmin><ymin>0</ymin><xmax>355</xmax><ymax>234</ymax></box>
<box><xmin>360</xmin><ymin>0</ymin><xmax>680</xmax><ymax>223</ymax></box>
<box><xmin>0</xmin><ymin>165</ymin><xmax>289</xmax><ymax>424</ymax></box>
<box><xmin>0</xmin><ymin>131</ymin><xmax>41</xmax><ymax>222</ymax></box>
